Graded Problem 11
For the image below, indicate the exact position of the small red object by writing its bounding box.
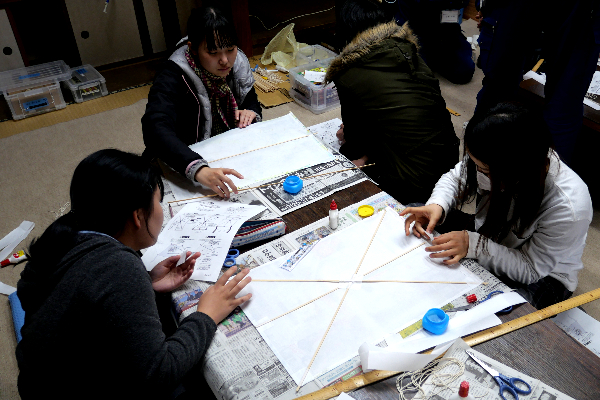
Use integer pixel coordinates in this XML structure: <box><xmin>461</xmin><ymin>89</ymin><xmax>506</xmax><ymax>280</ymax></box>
<box><xmin>459</xmin><ymin>381</ymin><xmax>470</xmax><ymax>397</ymax></box>
<box><xmin>466</xmin><ymin>294</ymin><xmax>477</xmax><ymax>303</ymax></box>
<box><xmin>330</xmin><ymin>199</ymin><xmax>338</xmax><ymax>210</ymax></box>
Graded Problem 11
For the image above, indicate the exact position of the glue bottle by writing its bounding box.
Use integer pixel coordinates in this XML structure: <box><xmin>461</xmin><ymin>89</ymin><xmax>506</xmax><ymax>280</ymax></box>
<box><xmin>449</xmin><ymin>381</ymin><xmax>475</xmax><ymax>400</ymax></box>
<box><xmin>1</xmin><ymin>250</ymin><xmax>27</xmax><ymax>268</ymax></box>
<box><xmin>329</xmin><ymin>199</ymin><xmax>338</xmax><ymax>230</ymax></box>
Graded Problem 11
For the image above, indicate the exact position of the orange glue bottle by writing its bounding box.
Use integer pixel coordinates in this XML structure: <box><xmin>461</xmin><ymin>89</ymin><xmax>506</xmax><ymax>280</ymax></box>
<box><xmin>449</xmin><ymin>381</ymin><xmax>476</xmax><ymax>400</ymax></box>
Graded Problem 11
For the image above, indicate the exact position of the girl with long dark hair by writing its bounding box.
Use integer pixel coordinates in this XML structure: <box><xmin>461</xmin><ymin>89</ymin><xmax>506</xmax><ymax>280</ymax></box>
<box><xmin>401</xmin><ymin>103</ymin><xmax>593</xmax><ymax>308</ymax></box>
<box><xmin>16</xmin><ymin>149</ymin><xmax>252</xmax><ymax>399</ymax></box>
<box><xmin>142</xmin><ymin>5</ymin><xmax>262</xmax><ymax>198</ymax></box>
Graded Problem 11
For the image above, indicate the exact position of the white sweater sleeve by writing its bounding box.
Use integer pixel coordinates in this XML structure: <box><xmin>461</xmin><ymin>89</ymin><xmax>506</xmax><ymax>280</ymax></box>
<box><xmin>425</xmin><ymin>161</ymin><xmax>464</xmax><ymax>225</ymax></box>
<box><xmin>466</xmin><ymin>214</ymin><xmax>590</xmax><ymax>288</ymax></box>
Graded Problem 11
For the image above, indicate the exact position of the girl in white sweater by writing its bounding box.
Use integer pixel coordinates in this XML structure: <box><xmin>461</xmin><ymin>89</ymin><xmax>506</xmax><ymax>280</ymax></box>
<box><xmin>401</xmin><ymin>103</ymin><xmax>593</xmax><ymax>308</ymax></box>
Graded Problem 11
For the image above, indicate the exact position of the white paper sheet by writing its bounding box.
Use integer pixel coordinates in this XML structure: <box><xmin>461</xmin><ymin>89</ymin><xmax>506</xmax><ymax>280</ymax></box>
<box><xmin>239</xmin><ymin>208</ymin><xmax>481</xmax><ymax>385</ymax></box>
<box><xmin>0</xmin><ymin>221</ymin><xmax>35</xmax><ymax>261</ymax></box>
<box><xmin>141</xmin><ymin>200</ymin><xmax>265</xmax><ymax>282</ymax></box>
<box><xmin>359</xmin><ymin>341</ymin><xmax>453</xmax><ymax>373</ymax></box>
<box><xmin>523</xmin><ymin>70</ymin><xmax>546</xmax><ymax>85</ymax></box>
<box><xmin>167</xmin><ymin>113</ymin><xmax>335</xmax><ymax>201</ymax></box>
<box><xmin>0</xmin><ymin>281</ymin><xmax>16</xmax><ymax>296</ymax></box>
<box><xmin>385</xmin><ymin>292</ymin><xmax>526</xmax><ymax>354</ymax></box>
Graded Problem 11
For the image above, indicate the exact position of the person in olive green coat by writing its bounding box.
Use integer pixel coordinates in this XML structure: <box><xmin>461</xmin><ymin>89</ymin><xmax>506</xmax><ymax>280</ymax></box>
<box><xmin>327</xmin><ymin>0</ymin><xmax>458</xmax><ymax>205</ymax></box>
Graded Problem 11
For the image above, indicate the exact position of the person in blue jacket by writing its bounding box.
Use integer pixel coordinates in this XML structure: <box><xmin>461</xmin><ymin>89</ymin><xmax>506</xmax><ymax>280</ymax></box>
<box><xmin>389</xmin><ymin>0</ymin><xmax>475</xmax><ymax>84</ymax></box>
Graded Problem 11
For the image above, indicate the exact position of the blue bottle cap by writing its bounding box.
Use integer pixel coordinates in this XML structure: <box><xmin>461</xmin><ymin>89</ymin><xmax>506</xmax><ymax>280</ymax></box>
<box><xmin>283</xmin><ymin>175</ymin><xmax>303</xmax><ymax>194</ymax></box>
<box><xmin>422</xmin><ymin>308</ymin><xmax>449</xmax><ymax>335</ymax></box>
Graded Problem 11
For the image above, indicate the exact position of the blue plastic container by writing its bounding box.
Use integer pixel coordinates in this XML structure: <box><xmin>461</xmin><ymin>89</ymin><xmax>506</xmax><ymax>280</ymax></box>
<box><xmin>283</xmin><ymin>175</ymin><xmax>303</xmax><ymax>194</ymax></box>
<box><xmin>422</xmin><ymin>308</ymin><xmax>449</xmax><ymax>335</ymax></box>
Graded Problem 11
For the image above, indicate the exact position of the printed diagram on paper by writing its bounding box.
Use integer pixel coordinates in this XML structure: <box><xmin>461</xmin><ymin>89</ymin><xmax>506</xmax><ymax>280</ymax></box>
<box><xmin>412</xmin><ymin>339</ymin><xmax>575</xmax><ymax>400</ymax></box>
<box><xmin>308</xmin><ymin>117</ymin><xmax>343</xmax><ymax>152</ymax></box>
<box><xmin>141</xmin><ymin>200</ymin><xmax>265</xmax><ymax>281</ymax></box>
<box><xmin>553</xmin><ymin>307</ymin><xmax>600</xmax><ymax>357</ymax></box>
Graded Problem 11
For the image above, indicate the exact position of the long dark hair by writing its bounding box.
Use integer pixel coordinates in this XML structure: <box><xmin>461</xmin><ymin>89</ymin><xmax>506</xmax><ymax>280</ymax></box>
<box><xmin>336</xmin><ymin>0</ymin><xmax>393</xmax><ymax>47</ymax></box>
<box><xmin>187</xmin><ymin>5</ymin><xmax>238</xmax><ymax>51</ymax></box>
<box><xmin>457</xmin><ymin>103</ymin><xmax>553</xmax><ymax>247</ymax></box>
<box><xmin>28</xmin><ymin>149</ymin><xmax>164</xmax><ymax>270</ymax></box>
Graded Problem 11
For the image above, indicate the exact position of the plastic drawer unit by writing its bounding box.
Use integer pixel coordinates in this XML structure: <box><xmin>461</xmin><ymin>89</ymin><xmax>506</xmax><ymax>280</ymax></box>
<box><xmin>63</xmin><ymin>65</ymin><xmax>108</xmax><ymax>103</ymax></box>
<box><xmin>0</xmin><ymin>60</ymin><xmax>71</xmax><ymax>120</ymax></box>
<box><xmin>289</xmin><ymin>59</ymin><xmax>340</xmax><ymax>115</ymax></box>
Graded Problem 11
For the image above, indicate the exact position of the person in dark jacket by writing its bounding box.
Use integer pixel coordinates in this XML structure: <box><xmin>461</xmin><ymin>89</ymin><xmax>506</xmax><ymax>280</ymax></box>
<box><xmin>329</xmin><ymin>0</ymin><xmax>459</xmax><ymax>205</ymax></box>
<box><xmin>390</xmin><ymin>0</ymin><xmax>475</xmax><ymax>84</ymax></box>
<box><xmin>16</xmin><ymin>149</ymin><xmax>252</xmax><ymax>399</ymax></box>
<box><xmin>142</xmin><ymin>6</ymin><xmax>262</xmax><ymax>198</ymax></box>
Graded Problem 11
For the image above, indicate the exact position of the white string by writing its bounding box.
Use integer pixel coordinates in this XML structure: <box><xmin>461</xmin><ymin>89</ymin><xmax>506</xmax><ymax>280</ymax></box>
<box><xmin>50</xmin><ymin>202</ymin><xmax>71</xmax><ymax>220</ymax></box>
<box><xmin>396</xmin><ymin>357</ymin><xmax>464</xmax><ymax>400</ymax></box>
<box><xmin>249</xmin><ymin>6</ymin><xmax>336</xmax><ymax>31</ymax></box>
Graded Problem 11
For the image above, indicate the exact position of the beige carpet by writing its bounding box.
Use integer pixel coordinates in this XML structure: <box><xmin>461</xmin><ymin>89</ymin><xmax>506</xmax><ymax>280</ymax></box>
<box><xmin>1</xmin><ymin>20</ymin><xmax>599</xmax><ymax>400</ymax></box>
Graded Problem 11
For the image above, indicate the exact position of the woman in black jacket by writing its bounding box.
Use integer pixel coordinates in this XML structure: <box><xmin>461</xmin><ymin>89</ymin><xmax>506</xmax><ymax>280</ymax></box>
<box><xmin>16</xmin><ymin>149</ymin><xmax>252</xmax><ymax>399</ymax></box>
<box><xmin>142</xmin><ymin>6</ymin><xmax>262</xmax><ymax>198</ymax></box>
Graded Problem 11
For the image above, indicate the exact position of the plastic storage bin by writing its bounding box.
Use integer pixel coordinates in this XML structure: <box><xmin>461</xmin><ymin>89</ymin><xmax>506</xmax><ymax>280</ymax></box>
<box><xmin>289</xmin><ymin>59</ymin><xmax>340</xmax><ymax>114</ymax></box>
<box><xmin>295</xmin><ymin>44</ymin><xmax>337</xmax><ymax>66</ymax></box>
<box><xmin>0</xmin><ymin>60</ymin><xmax>71</xmax><ymax>120</ymax></box>
<box><xmin>63</xmin><ymin>65</ymin><xmax>108</xmax><ymax>103</ymax></box>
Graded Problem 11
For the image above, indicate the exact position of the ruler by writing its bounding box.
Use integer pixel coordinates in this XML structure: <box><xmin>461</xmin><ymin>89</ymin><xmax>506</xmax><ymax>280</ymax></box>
<box><xmin>296</xmin><ymin>287</ymin><xmax>600</xmax><ymax>400</ymax></box>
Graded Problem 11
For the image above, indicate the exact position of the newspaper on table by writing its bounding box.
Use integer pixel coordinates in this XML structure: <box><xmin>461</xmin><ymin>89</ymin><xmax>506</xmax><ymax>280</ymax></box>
<box><xmin>409</xmin><ymin>339</ymin><xmax>574</xmax><ymax>400</ymax></box>
<box><xmin>170</xmin><ymin>191</ymin><xmax>513</xmax><ymax>399</ymax></box>
<box><xmin>308</xmin><ymin>118</ymin><xmax>343</xmax><ymax>152</ymax></box>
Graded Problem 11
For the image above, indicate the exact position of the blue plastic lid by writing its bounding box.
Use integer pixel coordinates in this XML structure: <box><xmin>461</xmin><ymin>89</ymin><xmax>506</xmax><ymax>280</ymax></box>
<box><xmin>283</xmin><ymin>175</ymin><xmax>303</xmax><ymax>194</ymax></box>
<box><xmin>422</xmin><ymin>308</ymin><xmax>449</xmax><ymax>335</ymax></box>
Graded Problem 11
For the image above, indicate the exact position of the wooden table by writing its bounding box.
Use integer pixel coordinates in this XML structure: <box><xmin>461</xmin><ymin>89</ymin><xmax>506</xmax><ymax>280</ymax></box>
<box><xmin>277</xmin><ymin>180</ymin><xmax>600</xmax><ymax>400</ymax></box>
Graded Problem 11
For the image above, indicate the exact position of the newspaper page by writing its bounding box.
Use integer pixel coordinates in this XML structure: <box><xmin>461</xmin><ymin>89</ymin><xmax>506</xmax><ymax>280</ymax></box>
<box><xmin>308</xmin><ymin>118</ymin><xmax>343</xmax><ymax>152</ymax></box>
<box><xmin>169</xmin><ymin>191</ymin><xmax>517</xmax><ymax>399</ymax></box>
<box><xmin>410</xmin><ymin>339</ymin><xmax>575</xmax><ymax>400</ymax></box>
<box><xmin>252</xmin><ymin>150</ymin><xmax>370</xmax><ymax>216</ymax></box>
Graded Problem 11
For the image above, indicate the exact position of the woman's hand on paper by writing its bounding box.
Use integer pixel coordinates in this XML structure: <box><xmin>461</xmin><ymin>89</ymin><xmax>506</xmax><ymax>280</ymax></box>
<box><xmin>425</xmin><ymin>231</ymin><xmax>469</xmax><ymax>265</ymax></box>
<box><xmin>400</xmin><ymin>204</ymin><xmax>444</xmax><ymax>240</ymax></box>
<box><xmin>195</xmin><ymin>167</ymin><xmax>243</xmax><ymax>198</ymax></box>
<box><xmin>235</xmin><ymin>109</ymin><xmax>257</xmax><ymax>128</ymax></box>
<box><xmin>197</xmin><ymin>266</ymin><xmax>253</xmax><ymax>324</ymax></box>
<box><xmin>150</xmin><ymin>251</ymin><xmax>200</xmax><ymax>293</ymax></box>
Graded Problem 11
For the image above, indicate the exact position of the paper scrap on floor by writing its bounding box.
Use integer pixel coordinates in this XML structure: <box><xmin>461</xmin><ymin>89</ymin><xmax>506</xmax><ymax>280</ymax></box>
<box><xmin>141</xmin><ymin>200</ymin><xmax>265</xmax><ymax>281</ymax></box>
<box><xmin>0</xmin><ymin>221</ymin><xmax>35</xmax><ymax>261</ymax></box>
<box><xmin>165</xmin><ymin>113</ymin><xmax>335</xmax><ymax>201</ymax></box>
<box><xmin>239</xmin><ymin>207</ymin><xmax>481</xmax><ymax>384</ymax></box>
<box><xmin>553</xmin><ymin>307</ymin><xmax>600</xmax><ymax>357</ymax></box>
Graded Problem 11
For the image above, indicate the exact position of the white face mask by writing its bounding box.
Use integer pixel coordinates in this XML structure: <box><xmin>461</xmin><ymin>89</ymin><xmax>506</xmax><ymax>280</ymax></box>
<box><xmin>477</xmin><ymin>170</ymin><xmax>491</xmax><ymax>191</ymax></box>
